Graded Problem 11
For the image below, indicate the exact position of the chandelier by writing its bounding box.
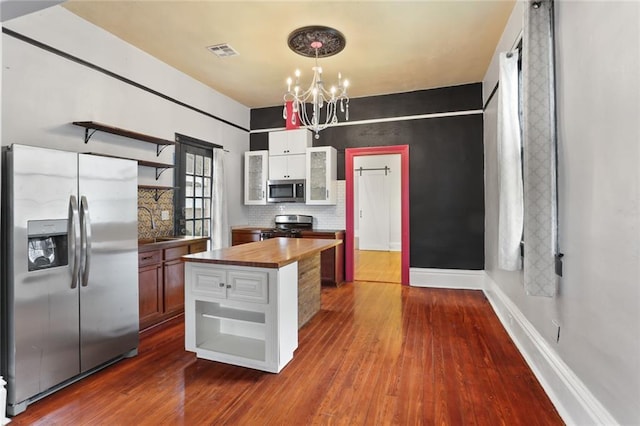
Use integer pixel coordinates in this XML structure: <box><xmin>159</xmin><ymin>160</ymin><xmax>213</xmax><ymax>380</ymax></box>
<box><xmin>284</xmin><ymin>26</ymin><xmax>350</xmax><ymax>139</ymax></box>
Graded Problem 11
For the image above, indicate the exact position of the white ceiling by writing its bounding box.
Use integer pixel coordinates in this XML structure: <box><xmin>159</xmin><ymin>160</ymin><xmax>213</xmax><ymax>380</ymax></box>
<box><xmin>62</xmin><ymin>0</ymin><xmax>515</xmax><ymax>109</ymax></box>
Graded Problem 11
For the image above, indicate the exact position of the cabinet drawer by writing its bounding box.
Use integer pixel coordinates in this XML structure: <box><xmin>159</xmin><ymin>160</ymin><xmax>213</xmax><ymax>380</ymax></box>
<box><xmin>165</xmin><ymin>245</ymin><xmax>189</xmax><ymax>261</ymax></box>
<box><xmin>192</xmin><ymin>268</ymin><xmax>227</xmax><ymax>297</ymax></box>
<box><xmin>138</xmin><ymin>250</ymin><xmax>161</xmax><ymax>267</ymax></box>
<box><xmin>189</xmin><ymin>241</ymin><xmax>208</xmax><ymax>254</ymax></box>
<box><xmin>228</xmin><ymin>270</ymin><xmax>269</xmax><ymax>304</ymax></box>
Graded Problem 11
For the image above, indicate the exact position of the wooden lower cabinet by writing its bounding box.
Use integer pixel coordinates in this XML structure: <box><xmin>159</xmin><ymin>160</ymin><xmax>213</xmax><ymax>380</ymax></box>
<box><xmin>163</xmin><ymin>259</ymin><xmax>185</xmax><ymax>315</ymax></box>
<box><xmin>138</xmin><ymin>262</ymin><xmax>163</xmax><ymax>330</ymax></box>
<box><xmin>231</xmin><ymin>228</ymin><xmax>262</xmax><ymax>246</ymax></box>
<box><xmin>138</xmin><ymin>238</ymin><xmax>208</xmax><ymax>331</ymax></box>
<box><xmin>300</xmin><ymin>230</ymin><xmax>345</xmax><ymax>287</ymax></box>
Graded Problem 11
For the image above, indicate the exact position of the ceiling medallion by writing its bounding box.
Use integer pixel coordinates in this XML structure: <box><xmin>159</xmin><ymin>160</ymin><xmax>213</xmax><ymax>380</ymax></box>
<box><xmin>287</xmin><ymin>25</ymin><xmax>346</xmax><ymax>58</ymax></box>
<box><xmin>284</xmin><ymin>26</ymin><xmax>350</xmax><ymax>139</ymax></box>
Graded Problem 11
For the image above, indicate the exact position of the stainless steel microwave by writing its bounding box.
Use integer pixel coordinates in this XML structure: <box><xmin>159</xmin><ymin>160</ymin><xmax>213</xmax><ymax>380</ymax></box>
<box><xmin>267</xmin><ymin>179</ymin><xmax>305</xmax><ymax>203</ymax></box>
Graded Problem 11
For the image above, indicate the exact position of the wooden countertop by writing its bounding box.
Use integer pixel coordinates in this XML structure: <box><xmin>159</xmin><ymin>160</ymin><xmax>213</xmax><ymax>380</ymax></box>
<box><xmin>182</xmin><ymin>237</ymin><xmax>342</xmax><ymax>269</ymax></box>
<box><xmin>138</xmin><ymin>236</ymin><xmax>209</xmax><ymax>253</ymax></box>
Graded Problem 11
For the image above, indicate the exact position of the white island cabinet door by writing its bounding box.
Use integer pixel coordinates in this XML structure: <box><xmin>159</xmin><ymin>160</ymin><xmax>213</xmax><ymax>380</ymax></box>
<box><xmin>306</xmin><ymin>146</ymin><xmax>337</xmax><ymax>205</ymax></box>
<box><xmin>244</xmin><ymin>150</ymin><xmax>268</xmax><ymax>205</ymax></box>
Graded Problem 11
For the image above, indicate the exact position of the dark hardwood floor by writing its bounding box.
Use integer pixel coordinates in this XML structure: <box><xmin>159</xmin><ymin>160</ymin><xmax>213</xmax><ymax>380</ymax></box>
<box><xmin>9</xmin><ymin>282</ymin><xmax>563</xmax><ymax>425</ymax></box>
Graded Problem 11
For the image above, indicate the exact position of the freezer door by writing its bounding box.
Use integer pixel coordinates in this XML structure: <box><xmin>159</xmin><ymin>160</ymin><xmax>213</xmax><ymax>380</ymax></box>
<box><xmin>78</xmin><ymin>154</ymin><xmax>139</xmax><ymax>372</ymax></box>
<box><xmin>4</xmin><ymin>145</ymin><xmax>80</xmax><ymax>405</ymax></box>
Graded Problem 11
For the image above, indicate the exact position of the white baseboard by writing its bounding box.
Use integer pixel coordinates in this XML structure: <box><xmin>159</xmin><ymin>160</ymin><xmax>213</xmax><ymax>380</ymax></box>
<box><xmin>483</xmin><ymin>274</ymin><xmax>618</xmax><ymax>426</ymax></box>
<box><xmin>409</xmin><ymin>268</ymin><xmax>484</xmax><ymax>289</ymax></box>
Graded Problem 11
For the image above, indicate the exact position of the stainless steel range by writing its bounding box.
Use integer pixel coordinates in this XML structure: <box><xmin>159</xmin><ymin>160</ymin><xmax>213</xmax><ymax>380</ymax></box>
<box><xmin>260</xmin><ymin>215</ymin><xmax>313</xmax><ymax>239</ymax></box>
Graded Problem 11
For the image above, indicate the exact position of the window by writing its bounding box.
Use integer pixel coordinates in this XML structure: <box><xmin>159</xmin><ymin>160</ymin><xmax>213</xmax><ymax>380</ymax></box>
<box><xmin>174</xmin><ymin>134</ymin><xmax>220</xmax><ymax>237</ymax></box>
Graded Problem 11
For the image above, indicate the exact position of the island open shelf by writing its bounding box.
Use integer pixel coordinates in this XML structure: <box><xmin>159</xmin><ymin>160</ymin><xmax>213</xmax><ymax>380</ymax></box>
<box><xmin>196</xmin><ymin>334</ymin><xmax>266</xmax><ymax>362</ymax></box>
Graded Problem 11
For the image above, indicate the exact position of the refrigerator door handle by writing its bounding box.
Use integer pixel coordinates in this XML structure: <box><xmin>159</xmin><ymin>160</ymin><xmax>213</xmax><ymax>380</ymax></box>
<box><xmin>80</xmin><ymin>195</ymin><xmax>92</xmax><ymax>287</ymax></box>
<box><xmin>69</xmin><ymin>195</ymin><xmax>81</xmax><ymax>289</ymax></box>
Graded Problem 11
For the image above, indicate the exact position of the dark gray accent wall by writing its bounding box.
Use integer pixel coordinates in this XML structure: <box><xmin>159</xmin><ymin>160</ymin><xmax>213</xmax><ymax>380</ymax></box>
<box><xmin>250</xmin><ymin>83</ymin><xmax>484</xmax><ymax>270</ymax></box>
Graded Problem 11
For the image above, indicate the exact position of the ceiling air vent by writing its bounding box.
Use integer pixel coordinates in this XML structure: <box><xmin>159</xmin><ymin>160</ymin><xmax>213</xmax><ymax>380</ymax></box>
<box><xmin>207</xmin><ymin>43</ymin><xmax>239</xmax><ymax>58</ymax></box>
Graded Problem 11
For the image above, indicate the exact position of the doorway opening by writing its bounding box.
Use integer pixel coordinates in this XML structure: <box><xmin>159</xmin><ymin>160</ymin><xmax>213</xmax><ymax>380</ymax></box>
<box><xmin>345</xmin><ymin>145</ymin><xmax>409</xmax><ymax>285</ymax></box>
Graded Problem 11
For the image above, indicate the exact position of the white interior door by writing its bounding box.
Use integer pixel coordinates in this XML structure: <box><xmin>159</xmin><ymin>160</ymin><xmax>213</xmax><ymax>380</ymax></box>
<box><xmin>358</xmin><ymin>170</ymin><xmax>389</xmax><ymax>250</ymax></box>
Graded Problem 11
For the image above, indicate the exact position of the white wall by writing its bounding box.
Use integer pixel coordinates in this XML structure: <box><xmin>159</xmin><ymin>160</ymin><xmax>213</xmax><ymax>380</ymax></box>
<box><xmin>353</xmin><ymin>154</ymin><xmax>401</xmax><ymax>250</ymax></box>
<box><xmin>2</xmin><ymin>6</ymin><xmax>250</xmax><ymax>236</ymax></box>
<box><xmin>483</xmin><ymin>1</ymin><xmax>640</xmax><ymax>424</ymax></box>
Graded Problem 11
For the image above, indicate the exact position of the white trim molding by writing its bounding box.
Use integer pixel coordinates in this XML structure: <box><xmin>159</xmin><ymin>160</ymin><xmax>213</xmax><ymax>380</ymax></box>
<box><xmin>409</xmin><ymin>268</ymin><xmax>485</xmax><ymax>289</ymax></box>
<box><xmin>250</xmin><ymin>109</ymin><xmax>483</xmax><ymax>134</ymax></box>
<box><xmin>483</xmin><ymin>274</ymin><xmax>618</xmax><ymax>426</ymax></box>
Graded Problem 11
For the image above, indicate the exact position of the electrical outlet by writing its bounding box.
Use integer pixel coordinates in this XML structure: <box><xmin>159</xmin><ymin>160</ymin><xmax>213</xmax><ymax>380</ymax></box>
<box><xmin>552</xmin><ymin>320</ymin><xmax>561</xmax><ymax>343</ymax></box>
<box><xmin>161</xmin><ymin>210</ymin><xmax>170</xmax><ymax>221</ymax></box>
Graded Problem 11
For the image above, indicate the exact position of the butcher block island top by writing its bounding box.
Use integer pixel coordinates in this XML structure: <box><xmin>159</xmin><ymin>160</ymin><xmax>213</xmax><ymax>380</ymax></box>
<box><xmin>182</xmin><ymin>237</ymin><xmax>342</xmax><ymax>269</ymax></box>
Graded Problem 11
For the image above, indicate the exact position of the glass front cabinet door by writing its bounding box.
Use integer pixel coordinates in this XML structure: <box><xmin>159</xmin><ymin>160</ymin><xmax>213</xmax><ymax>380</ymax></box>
<box><xmin>244</xmin><ymin>150</ymin><xmax>268</xmax><ymax>205</ymax></box>
<box><xmin>306</xmin><ymin>146</ymin><xmax>337</xmax><ymax>205</ymax></box>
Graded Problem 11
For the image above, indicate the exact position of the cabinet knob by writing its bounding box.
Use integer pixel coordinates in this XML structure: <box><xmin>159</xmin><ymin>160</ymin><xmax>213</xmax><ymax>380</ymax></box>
<box><xmin>226</xmin><ymin>284</ymin><xmax>232</xmax><ymax>289</ymax></box>
<box><xmin>219</xmin><ymin>283</ymin><xmax>225</xmax><ymax>288</ymax></box>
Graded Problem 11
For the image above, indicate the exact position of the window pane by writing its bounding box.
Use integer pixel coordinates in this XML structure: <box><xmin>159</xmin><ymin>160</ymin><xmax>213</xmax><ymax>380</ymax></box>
<box><xmin>204</xmin><ymin>198</ymin><xmax>211</xmax><ymax>218</ymax></box>
<box><xmin>185</xmin><ymin>198</ymin><xmax>194</xmax><ymax>219</ymax></box>
<box><xmin>185</xmin><ymin>221</ymin><xmax>193</xmax><ymax>236</ymax></box>
<box><xmin>204</xmin><ymin>157</ymin><xmax>211</xmax><ymax>176</ymax></box>
<box><xmin>203</xmin><ymin>177</ymin><xmax>211</xmax><ymax>198</ymax></box>
<box><xmin>185</xmin><ymin>175</ymin><xmax>194</xmax><ymax>197</ymax></box>
<box><xmin>195</xmin><ymin>155</ymin><xmax>204</xmax><ymax>176</ymax></box>
<box><xmin>194</xmin><ymin>219</ymin><xmax>202</xmax><ymax>236</ymax></box>
<box><xmin>194</xmin><ymin>198</ymin><xmax>203</xmax><ymax>219</ymax></box>
<box><xmin>186</xmin><ymin>153</ymin><xmax>195</xmax><ymax>175</ymax></box>
<box><xmin>203</xmin><ymin>219</ymin><xmax>210</xmax><ymax>237</ymax></box>
<box><xmin>195</xmin><ymin>176</ymin><xmax>203</xmax><ymax>197</ymax></box>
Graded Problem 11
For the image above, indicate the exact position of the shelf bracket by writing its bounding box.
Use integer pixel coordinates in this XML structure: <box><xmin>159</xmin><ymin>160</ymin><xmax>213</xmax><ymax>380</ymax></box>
<box><xmin>157</xmin><ymin>144</ymin><xmax>169</xmax><ymax>157</ymax></box>
<box><xmin>153</xmin><ymin>189</ymin><xmax>170</xmax><ymax>202</ymax></box>
<box><xmin>155</xmin><ymin>167</ymin><xmax>170</xmax><ymax>180</ymax></box>
<box><xmin>84</xmin><ymin>128</ymin><xmax>98</xmax><ymax>144</ymax></box>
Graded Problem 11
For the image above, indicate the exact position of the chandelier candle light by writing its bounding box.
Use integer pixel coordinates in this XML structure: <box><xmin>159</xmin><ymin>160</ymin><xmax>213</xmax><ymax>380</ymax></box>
<box><xmin>284</xmin><ymin>26</ymin><xmax>350</xmax><ymax>139</ymax></box>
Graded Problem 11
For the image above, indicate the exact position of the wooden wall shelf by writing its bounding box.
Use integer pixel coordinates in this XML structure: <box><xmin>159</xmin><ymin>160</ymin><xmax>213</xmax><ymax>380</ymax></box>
<box><xmin>87</xmin><ymin>152</ymin><xmax>174</xmax><ymax>180</ymax></box>
<box><xmin>73</xmin><ymin>121</ymin><xmax>176</xmax><ymax>155</ymax></box>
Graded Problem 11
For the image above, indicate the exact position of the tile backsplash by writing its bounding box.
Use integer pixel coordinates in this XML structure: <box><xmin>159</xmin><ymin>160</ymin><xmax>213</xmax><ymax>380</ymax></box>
<box><xmin>246</xmin><ymin>181</ymin><xmax>346</xmax><ymax>229</ymax></box>
<box><xmin>138</xmin><ymin>188</ymin><xmax>174</xmax><ymax>239</ymax></box>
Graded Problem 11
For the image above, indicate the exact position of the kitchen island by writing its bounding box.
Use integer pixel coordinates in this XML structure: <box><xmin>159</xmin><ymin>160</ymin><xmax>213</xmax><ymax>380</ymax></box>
<box><xmin>182</xmin><ymin>237</ymin><xmax>341</xmax><ymax>373</ymax></box>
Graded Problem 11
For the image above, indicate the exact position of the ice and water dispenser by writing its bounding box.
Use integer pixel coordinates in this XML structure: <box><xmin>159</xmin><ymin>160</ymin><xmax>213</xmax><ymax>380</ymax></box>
<box><xmin>27</xmin><ymin>219</ymin><xmax>69</xmax><ymax>271</ymax></box>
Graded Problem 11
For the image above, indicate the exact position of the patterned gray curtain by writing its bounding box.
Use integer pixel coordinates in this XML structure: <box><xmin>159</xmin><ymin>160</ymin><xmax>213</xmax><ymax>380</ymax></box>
<box><xmin>522</xmin><ymin>0</ymin><xmax>559</xmax><ymax>297</ymax></box>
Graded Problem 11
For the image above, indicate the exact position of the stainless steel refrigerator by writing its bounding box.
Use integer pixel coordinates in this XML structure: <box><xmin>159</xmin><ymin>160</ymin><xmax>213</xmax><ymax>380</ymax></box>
<box><xmin>1</xmin><ymin>144</ymin><xmax>139</xmax><ymax>415</ymax></box>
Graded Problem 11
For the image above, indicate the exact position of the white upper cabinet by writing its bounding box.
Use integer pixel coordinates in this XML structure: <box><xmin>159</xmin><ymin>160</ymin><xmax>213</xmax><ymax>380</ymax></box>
<box><xmin>244</xmin><ymin>150</ymin><xmax>268</xmax><ymax>205</ymax></box>
<box><xmin>269</xmin><ymin>154</ymin><xmax>306</xmax><ymax>180</ymax></box>
<box><xmin>268</xmin><ymin>129</ymin><xmax>312</xmax><ymax>156</ymax></box>
<box><xmin>306</xmin><ymin>146</ymin><xmax>337</xmax><ymax>205</ymax></box>
<box><xmin>268</xmin><ymin>129</ymin><xmax>312</xmax><ymax>180</ymax></box>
